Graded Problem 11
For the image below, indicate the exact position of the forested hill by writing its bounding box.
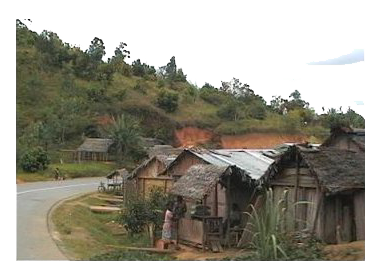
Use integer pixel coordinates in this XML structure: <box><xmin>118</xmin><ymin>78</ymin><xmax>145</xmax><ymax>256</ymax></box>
<box><xmin>16</xmin><ymin>19</ymin><xmax>364</xmax><ymax>162</ymax></box>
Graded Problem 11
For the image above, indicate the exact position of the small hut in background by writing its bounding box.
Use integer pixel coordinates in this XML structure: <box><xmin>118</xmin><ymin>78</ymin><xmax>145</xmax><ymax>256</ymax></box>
<box><xmin>74</xmin><ymin>138</ymin><xmax>114</xmax><ymax>162</ymax></box>
<box><xmin>259</xmin><ymin>145</ymin><xmax>365</xmax><ymax>244</ymax></box>
<box><xmin>321</xmin><ymin>127</ymin><xmax>365</xmax><ymax>153</ymax></box>
<box><xmin>105</xmin><ymin>168</ymin><xmax>129</xmax><ymax>193</ymax></box>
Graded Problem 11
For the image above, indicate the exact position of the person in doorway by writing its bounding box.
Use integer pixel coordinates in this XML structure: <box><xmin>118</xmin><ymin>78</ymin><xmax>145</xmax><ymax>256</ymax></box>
<box><xmin>230</xmin><ymin>203</ymin><xmax>242</xmax><ymax>229</ymax></box>
<box><xmin>223</xmin><ymin>203</ymin><xmax>242</xmax><ymax>235</ymax></box>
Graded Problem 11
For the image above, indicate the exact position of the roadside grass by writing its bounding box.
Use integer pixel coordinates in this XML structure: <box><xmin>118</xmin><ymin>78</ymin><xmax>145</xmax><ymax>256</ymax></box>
<box><xmin>51</xmin><ymin>193</ymin><xmax>170</xmax><ymax>260</ymax></box>
<box><xmin>17</xmin><ymin>162</ymin><xmax>118</xmax><ymax>182</ymax></box>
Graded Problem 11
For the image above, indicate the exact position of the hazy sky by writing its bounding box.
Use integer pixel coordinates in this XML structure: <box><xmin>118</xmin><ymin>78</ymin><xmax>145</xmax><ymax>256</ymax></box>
<box><xmin>20</xmin><ymin>0</ymin><xmax>365</xmax><ymax>116</ymax></box>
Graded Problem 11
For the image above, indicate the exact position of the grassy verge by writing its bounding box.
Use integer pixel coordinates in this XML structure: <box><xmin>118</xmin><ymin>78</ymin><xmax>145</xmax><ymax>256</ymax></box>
<box><xmin>51</xmin><ymin>192</ymin><xmax>174</xmax><ymax>260</ymax></box>
<box><xmin>17</xmin><ymin>162</ymin><xmax>119</xmax><ymax>182</ymax></box>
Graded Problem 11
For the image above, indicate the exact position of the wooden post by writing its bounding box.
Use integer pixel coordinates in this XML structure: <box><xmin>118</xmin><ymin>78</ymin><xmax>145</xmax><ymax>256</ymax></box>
<box><xmin>142</xmin><ymin>179</ymin><xmax>146</xmax><ymax>199</ymax></box>
<box><xmin>214</xmin><ymin>182</ymin><xmax>218</xmax><ymax>216</ymax></box>
<box><xmin>294</xmin><ymin>152</ymin><xmax>300</xmax><ymax>230</ymax></box>
<box><xmin>226</xmin><ymin>176</ymin><xmax>231</xmax><ymax>248</ymax></box>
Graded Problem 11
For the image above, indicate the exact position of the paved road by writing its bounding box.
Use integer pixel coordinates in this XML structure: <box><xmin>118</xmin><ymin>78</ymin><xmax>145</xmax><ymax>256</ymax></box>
<box><xmin>17</xmin><ymin>177</ymin><xmax>105</xmax><ymax>260</ymax></box>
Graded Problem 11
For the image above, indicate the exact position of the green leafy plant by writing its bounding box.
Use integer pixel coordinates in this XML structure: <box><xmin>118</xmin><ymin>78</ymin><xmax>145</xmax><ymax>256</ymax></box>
<box><xmin>245</xmin><ymin>188</ymin><xmax>288</xmax><ymax>260</ymax></box>
<box><xmin>20</xmin><ymin>147</ymin><xmax>50</xmax><ymax>172</ymax></box>
<box><xmin>120</xmin><ymin>188</ymin><xmax>172</xmax><ymax>245</ymax></box>
<box><xmin>156</xmin><ymin>90</ymin><xmax>179</xmax><ymax>113</ymax></box>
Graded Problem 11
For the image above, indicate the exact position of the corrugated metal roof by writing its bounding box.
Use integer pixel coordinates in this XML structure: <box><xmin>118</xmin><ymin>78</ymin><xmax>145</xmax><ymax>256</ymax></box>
<box><xmin>188</xmin><ymin>149</ymin><xmax>277</xmax><ymax>180</ymax></box>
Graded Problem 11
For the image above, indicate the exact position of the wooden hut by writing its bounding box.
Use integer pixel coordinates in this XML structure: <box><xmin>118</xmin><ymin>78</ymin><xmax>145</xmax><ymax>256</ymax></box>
<box><xmin>165</xmin><ymin>148</ymin><xmax>281</xmax><ymax>250</ymax></box>
<box><xmin>74</xmin><ymin>138</ymin><xmax>113</xmax><ymax>162</ymax></box>
<box><xmin>124</xmin><ymin>155</ymin><xmax>176</xmax><ymax>203</ymax></box>
<box><xmin>162</xmin><ymin>148</ymin><xmax>278</xmax><ymax>183</ymax></box>
<box><xmin>105</xmin><ymin>168</ymin><xmax>129</xmax><ymax>193</ymax></box>
<box><xmin>261</xmin><ymin>145</ymin><xmax>365</xmax><ymax>244</ymax></box>
<box><xmin>321</xmin><ymin>127</ymin><xmax>365</xmax><ymax>153</ymax></box>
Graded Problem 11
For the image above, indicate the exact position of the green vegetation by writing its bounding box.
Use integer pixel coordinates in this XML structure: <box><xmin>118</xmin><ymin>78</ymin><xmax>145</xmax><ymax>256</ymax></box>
<box><xmin>242</xmin><ymin>188</ymin><xmax>325</xmax><ymax>261</ymax></box>
<box><xmin>120</xmin><ymin>189</ymin><xmax>172</xmax><ymax>245</ymax></box>
<box><xmin>20</xmin><ymin>147</ymin><xmax>50</xmax><ymax>172</ymax></box>
<box><xmin>51</xmin><ymin>193</ymin><xmax>156</xmax><ymax>260</ymax></box>
<box><xmin>90</xmin><ymin>250</ymin><xmax>175</xmax><ymax>261</ymax></box>
<box><xmin>16</xmin><ymin>19</ymin><xmax>365</xmax><ymax>174</ymax></box>
<box><xmin>17</xmin><ymin>162</ymin><xmax>118</xmax><ymax>182</ymax></box>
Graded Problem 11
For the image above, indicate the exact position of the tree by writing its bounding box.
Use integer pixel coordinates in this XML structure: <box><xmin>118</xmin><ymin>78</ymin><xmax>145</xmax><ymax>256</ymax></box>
<box><xmin>158</xmin><ymin>56</ymin><xmax>186</xmax><ymax>82</ymax></box>
<box><xmin>109</xmin><ymin>42</ymin><xmax>131</xmax><ymax>75</ymax></box>
<box><xmin>269</xmin><ymin>95</ymin><xmax>288</xmax><ymax>114</ymax></box>
<box><xmin>320</xmin><ymin>107</ymin><xmax>365</xmax><ymax>129</ymax></box>
<box><xmin>107</xmin><ymin>114</ymin><xmax>146</xmax><ymax>162</ymax></box>
<box><xmin>165</xmin><ymin>56</ymin><xmax>177</xmax><ymax>78</ymax></box>
<box><xmin>87</xmin><ymin>37</ymin><xmax>106</xmax><ymax>63</ymax></box>
<box><xmin>217</xmin><ymin>100</ymin><xmax>246</xmax><ymax>121</ymax></box>
<box><xmin>285</xmin><ymin>90</ymin><xmax>309</xmax><ymax>111</ymax></box>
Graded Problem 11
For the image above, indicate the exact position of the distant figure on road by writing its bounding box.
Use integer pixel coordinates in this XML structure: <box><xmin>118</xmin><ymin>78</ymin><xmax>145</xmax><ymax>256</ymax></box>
<box><xmin>54</xmin><ymin>168</ymin><xmax>64</xmax><ymax>180</ymax></box>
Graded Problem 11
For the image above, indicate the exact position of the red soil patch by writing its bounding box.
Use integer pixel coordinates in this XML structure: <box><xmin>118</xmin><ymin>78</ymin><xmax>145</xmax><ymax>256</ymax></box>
<box><xmin>221</xmin><ymin>133</ymin><xmax>309</xmax><ymax>149</ymax></box>
<box><xmin>175</xmin><ymin>127</ymin><xmax>216</xmax><ymax>147</ymax></box>
<box><xmin>175</xmin><ymin>127</ymin><xmax>309</xmax><ymax>149</ymax></box>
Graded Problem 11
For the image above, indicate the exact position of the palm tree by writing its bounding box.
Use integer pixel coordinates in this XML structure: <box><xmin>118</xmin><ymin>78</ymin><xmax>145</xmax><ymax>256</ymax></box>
<box><xmin>108</xmin><ymin>114</ymin><xmax>145</xmax><ymax>162</ymax></box>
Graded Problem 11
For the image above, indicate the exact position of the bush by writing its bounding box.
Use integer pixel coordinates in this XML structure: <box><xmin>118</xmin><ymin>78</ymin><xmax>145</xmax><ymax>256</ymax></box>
<box><xmin>156</xmin><ymin>90</ymin><xmax>179</xmax><ymax>113</ymax></box>
<box><xmin>20</xmin><ymin>147</ymin><xmax>50</xmax><ymax>172</ymax></box>
<box><xmin>120</xmin><ymin>189</ymin><xmax>172</xmax><ymax>244</ymax></box>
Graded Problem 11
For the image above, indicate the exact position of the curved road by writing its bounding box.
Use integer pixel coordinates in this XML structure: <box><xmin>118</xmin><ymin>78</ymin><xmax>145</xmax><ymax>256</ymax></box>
<box><xmin>17</xmin><ymin>177</ymin><xmax>104</xmax><ymax>260</ymax></box>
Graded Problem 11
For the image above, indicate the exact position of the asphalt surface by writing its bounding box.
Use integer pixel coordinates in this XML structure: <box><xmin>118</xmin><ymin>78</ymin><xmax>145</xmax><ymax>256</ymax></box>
<box><xmin>17</xmin><ymin>177</ymin><xmax>105</xmax><ymax>260</ymax></box>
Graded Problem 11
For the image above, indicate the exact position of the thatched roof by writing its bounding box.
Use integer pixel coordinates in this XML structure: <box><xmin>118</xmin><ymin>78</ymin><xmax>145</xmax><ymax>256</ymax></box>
<box><xmin>147</xmin><ymin>145</ymin><xmax>183</xmax><ymax>158</ymax></box>
<box><xmin>106</xmin><ymin>168</ymin><xmax>129</xmax><ymax>179</ymax></box>
<box><xmin>299</xmin><ymin>147</ymin><xmax>365</xmax><ymax>194</ymax></box>
<box><xmin>322</xmin><ymin>127</ymin><xmax>365</xmax><ymax>151</ymax></box>
<box><xmin>170</xmin><ymin>165</ymin><xmax>230</xmax><ymax>200</ymax></box>
<box><xmin>127</xmin><ymin>155</ymin><xmax>177</xmax><ymax>180</ymax></box>
<box><xmin>77</xmin><ymin>138</ymin><xmax>113</xmax><ymax>153</ymax></box>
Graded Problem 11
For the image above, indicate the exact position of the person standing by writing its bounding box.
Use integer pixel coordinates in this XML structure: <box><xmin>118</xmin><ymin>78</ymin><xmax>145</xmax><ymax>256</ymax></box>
<box><xmin>162</xmin><ymin>201</ymin><xmax>174</xmax><ymax>244</ymax></box>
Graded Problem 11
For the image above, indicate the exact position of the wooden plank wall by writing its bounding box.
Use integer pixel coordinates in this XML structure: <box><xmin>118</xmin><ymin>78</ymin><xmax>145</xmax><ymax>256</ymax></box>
<box><xmin>178</xmin><ymin>218</ymin><xmax>204</xmax><ymax>245</ymax></box>
<box><xmin>354</xmin><ymin>190</ymin><xmax>365</xmax><ymax>240</ymax></box>
<box><xmin>206</xmin><ymin>183</ymin><xmax>227</xmax><ymax>219</ymax></box>
<box><xmin>323</xmin><ymin>194</ymin><xmax>357</xmax><ymax>244</ymax></box>
<box><xmin>167</xmin><ymin>153</ymin><xmax>206</xmax><ymax>177</ymax></box>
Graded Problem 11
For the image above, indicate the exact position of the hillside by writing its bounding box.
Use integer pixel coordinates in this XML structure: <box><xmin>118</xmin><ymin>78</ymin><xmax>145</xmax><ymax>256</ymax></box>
<box><xmin>16</xmin><ymin>20</ymin><xmax>365</xmax><ymax>165</ymax></box>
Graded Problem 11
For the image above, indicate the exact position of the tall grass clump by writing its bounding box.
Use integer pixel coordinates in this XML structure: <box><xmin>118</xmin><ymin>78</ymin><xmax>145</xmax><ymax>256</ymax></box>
<box><xmin>245</xmin><ymin>188</ymin><xmax>288</xmax><ymax>260</ymax></box>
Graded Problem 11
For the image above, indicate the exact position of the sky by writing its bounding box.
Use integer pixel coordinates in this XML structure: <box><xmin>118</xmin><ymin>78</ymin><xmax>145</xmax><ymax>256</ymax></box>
<box><xmin>18</xmin><ymin>0</ymin><xmax>366</xmax><ymax>117</ymax></box>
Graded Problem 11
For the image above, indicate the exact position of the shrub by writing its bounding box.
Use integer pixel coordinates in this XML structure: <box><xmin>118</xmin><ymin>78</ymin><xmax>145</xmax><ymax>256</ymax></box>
<box><xmin>120</xmin><ymin>189</ymin><xmax>172</xmax><ymax>244</ymax></box>
<box><xmin>20</xmin><ymin>147</ymin><xmax>50</xmax><ymax>172</ymax></box>
<box><xmin>156</xmin><ymin>90</ymin><xmax>179</xmax><ymax>113</ymax></box>
<box><xmin>133</xmin><ymin>80</ymin><xmax>147</xmax><ymax>94</ymax></box>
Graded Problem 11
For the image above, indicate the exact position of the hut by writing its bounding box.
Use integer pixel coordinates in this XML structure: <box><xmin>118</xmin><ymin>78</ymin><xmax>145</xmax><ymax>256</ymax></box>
<box><xmin>260</xmin><ymin>144</ymin><xmax>365</xmax><ymax>244</ymax></box>
<box><xmin>104</xmin><ymin>168</ymin><xmax>129</xmax><ymax>193</ymax></box>
<box><xmin>162</xmin><ymin>148</ymin><xmax>279</xmax><ymax>183</ymax></box>
<box><xmin>124</xmin><ymin>154</ymin><xmax>177</xmax><ymax>203</ymax></box>
<box><xmin>165</xmin><ymin>148</ymin><xmax>282</xmax><ymax>250</ymax></box>
<box><xmin>321</xmin><ymin>127</ymin><xmax>365</xmax><ymax>153</ymax></box>
<box><xmin>74</xmin><ymin>138</ymin><xmax>114</xmax><ymax>162</ymax></box>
